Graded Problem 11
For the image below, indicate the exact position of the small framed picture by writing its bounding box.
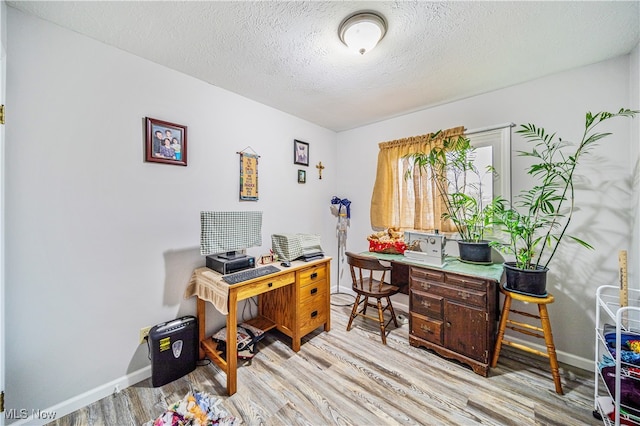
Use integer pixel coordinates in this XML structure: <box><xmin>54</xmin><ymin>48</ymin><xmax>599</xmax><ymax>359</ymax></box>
<box><xmin>145</xmin><ymin>117</ymin><xmax>187</xmax><ymax>166</ymax></box>
<box><xmin>298</xmin><ymin>169</ymin><xmax>306</xmax><ymax>184</ymax></box>
<box><xmin>294</xmin><ymin>139</ymin><xmax>309</xmax><ymax>166</ymax></box>
<box><xmin>259</xmin><ymin>254</ymin><xmax>274</xmax><ymax>264</ymax></box>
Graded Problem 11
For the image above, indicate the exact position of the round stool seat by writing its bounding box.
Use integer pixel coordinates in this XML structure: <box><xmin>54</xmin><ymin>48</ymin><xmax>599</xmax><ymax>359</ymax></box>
<box><xmin>499</xmin><ymin>285</ymin><xmax>554</xmax><ymax>304</ymax></box>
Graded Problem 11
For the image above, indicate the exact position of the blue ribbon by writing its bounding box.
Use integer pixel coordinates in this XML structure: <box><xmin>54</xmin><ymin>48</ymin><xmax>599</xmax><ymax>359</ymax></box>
<box><xmin>331</xmin><ymin>196</ymin><xmax>351</xmax><ymax>219</ymax></box>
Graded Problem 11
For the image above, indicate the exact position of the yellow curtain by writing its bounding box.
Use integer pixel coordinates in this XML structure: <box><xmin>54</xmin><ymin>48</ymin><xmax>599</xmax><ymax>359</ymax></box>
<box><xmin>370</xmin><ymin>126</ymin><xmax>465</xmax><ymax>231</ymax></box>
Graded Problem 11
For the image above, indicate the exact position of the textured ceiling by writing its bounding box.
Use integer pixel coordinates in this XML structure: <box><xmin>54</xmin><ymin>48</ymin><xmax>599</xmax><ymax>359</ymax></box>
<box><xmin>8</xmin><ymin>1</ymin><xmax>640</xmax><ymax>131</ymax></box>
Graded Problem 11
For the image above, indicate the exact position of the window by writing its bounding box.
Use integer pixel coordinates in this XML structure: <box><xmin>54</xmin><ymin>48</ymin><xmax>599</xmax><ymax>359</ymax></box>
<box><xmin>466</xmin><ymin>124</ymin><xmax>512</xmax><ymax>205</ymax></box>
<box><xmin>370</xmin><ymin>124</ymin><xmax>512</xmax><ymax>232</ymax></box>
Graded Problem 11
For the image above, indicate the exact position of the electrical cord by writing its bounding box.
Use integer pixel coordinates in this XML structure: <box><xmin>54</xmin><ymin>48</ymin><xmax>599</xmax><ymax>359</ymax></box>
<box><xmin>242</xmin><ymin>297</ymin><xmax>258</xmax><ymax>322</ymax></box>
<box><xmin>146</xmin><ymin>335</ymin><xmax>151</xmax><ymax>361</ymax></box>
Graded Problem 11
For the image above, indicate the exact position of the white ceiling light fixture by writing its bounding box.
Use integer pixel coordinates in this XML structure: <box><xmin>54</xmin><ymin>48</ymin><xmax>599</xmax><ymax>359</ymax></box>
<box><xmin>338</xmin><ymin>11</ymin><xmax>387</xmax><ymax>55</ymax></box>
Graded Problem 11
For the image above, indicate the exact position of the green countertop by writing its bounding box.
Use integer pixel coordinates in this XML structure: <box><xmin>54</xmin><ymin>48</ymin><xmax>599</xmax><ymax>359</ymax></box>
<box><xmin>362</xmin><ymin>252</ymin><xmax>505</xmax><ymax>283</ymax></box>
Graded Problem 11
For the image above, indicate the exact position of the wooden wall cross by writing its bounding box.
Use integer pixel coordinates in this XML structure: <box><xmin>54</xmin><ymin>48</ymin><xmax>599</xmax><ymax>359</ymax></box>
<box><xmin>316</xmin><ymin>161</ymin><xmax>325</xmax><ymax>179</ymax></box>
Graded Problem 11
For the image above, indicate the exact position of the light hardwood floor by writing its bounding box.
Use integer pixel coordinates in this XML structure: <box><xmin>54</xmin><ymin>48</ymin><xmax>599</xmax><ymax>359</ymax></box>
<box><xmin>49</xmin><ymin>294</ymin><xmax>600</xmax><ymax>425</ymax></box>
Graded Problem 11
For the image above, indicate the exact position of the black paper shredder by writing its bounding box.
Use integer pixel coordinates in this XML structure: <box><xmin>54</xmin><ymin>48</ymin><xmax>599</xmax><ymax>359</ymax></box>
<box><xmin>149</xmin><ymin>315</ymin><xmax>198</xmax><ymax>387</ymax></box>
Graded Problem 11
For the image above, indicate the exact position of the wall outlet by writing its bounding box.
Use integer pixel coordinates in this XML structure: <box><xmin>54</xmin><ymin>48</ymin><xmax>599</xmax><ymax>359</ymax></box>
<box><xmin>139</xmin><ymin>326</ymin><xmax>152</xmax><ymax>344</ymax></box>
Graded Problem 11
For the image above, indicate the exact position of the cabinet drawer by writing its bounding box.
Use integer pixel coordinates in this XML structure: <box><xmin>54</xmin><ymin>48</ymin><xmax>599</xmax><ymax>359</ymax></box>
<box><xmin>410</xmin><ymin>312</ymin><xmax>443</xmax><ymax>344</ymax></box>
<box><xmin>299</xmin><ymin>264</ymin><xmax>327</xmax><ymax>288</ymax></box>
<box><xmin>412</xmin><ymin>277</ymin><xmax>438</xmax><ymax>293</ymax></box>
<box><xmin>410</xmin><ymin>267</ymin><xmax>444</xmax><ymax>283</ymax></box>
<box><xmin>410</xmin><ymin>290</ymin><xmax>443</xmax><ymax>319</ymax></box>
<box><xmin>445</xmin><ymin>273</ymin><xmax>488</xmax><ymax>292</ymax></box>
<box><xmin>300</xmin><ymin>281</ymin><xmax>327</xmax><ymax>304</ymax></box>
<box><xmin>300</xmin><ymin>300</ymin><xmax>327</xmax><ymax>333</ymax></box>
<box><xmin>412</xmin><ymin>278</ymin><xmax>486</xmax><ymax>308</ymax></box>
<box><xmin>236</xmin><ymin>272</ymin><xmax>295</xmax><ymax>299</ymax></box>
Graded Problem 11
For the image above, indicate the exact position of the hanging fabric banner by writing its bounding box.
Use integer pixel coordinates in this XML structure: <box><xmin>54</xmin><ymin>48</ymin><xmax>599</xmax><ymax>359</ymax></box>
<box><xmin>239</xmin><ymin>151</ymin><xmax>259</xmax><ymax>201</ymax></box>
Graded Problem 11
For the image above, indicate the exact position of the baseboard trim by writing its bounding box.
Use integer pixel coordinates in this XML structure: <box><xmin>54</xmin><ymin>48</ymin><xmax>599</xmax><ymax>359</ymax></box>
<box><xmin>11</xmin><ymin>366</ymin><xmax>151</xmax><ymax>426</ymax></box>
<box><xmin>506</xmin><ymin>334</ymin><xmax>593</xmax><ymax>372</ymax></box>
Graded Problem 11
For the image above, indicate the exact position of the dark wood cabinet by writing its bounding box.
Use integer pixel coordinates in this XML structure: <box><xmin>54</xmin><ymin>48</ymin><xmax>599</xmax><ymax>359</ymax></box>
<box><xmin>409</xmin><ymin>265</ymin><xmax>499</xmax><ymax>376</ymax></box>
<box><xmin>391</xmin><ymin>261</ymin><xmax>410</xmax><ymax>294</ymax></box>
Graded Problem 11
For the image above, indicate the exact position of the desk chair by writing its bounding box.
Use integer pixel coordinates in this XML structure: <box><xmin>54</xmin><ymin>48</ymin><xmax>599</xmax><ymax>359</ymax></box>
<box><xmin>345</xmin><ymin>252</ymin><xmax>400</xmax><ymax>344</ymax></box>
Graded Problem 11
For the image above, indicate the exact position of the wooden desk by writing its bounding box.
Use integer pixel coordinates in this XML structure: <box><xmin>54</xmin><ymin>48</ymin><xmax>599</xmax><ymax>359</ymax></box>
<box><xmin>185</xmin><ymin>257</ymin><xmax>331</xmax><ymax>395</ymax></box>
<box><xmin>364</xmin><ymin>253</ymin><xmax>504</xmax><ymax>376</ymax></box>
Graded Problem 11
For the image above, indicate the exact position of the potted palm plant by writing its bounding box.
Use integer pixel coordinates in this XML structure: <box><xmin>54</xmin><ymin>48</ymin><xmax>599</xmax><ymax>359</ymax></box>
<box><xmin>406</xmin><ymin>133</ymin><xmax>506</xmax><ymax>263</ymax></box>
<box><xmin>491</xmin><ymin>108</ymin><xmax>638</xmax><ymax>296</ymax></box>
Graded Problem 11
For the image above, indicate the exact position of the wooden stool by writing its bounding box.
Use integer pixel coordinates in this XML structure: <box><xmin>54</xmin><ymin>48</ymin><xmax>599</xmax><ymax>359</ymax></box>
<box><xmin>490</xmin><ymin>286</ymin><xmax>563</xmax><ymax>394</ymax></box>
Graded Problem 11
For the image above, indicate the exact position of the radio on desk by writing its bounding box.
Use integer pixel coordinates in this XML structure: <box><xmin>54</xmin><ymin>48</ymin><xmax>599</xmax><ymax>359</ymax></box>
<box><xmin>206</xmin><ymin>254</ymin><xmax>255</xmax><ymax>275</ymax></box>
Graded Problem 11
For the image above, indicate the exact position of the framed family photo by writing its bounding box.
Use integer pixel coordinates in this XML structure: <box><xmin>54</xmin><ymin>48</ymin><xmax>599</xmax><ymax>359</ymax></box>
<box><xmin>298</xmin><ymin>169</ymin><xmax>306</xmax><ymax>184</ymax></box>
<box><xmin>145</xmin><ymin>117</ymin><xmax>188</xmax><ymax>166</ymax></box>
<box><xmin>293</xmin><ymin>139</ymin><xmax>309</xmax><ymax>166</ymax></box>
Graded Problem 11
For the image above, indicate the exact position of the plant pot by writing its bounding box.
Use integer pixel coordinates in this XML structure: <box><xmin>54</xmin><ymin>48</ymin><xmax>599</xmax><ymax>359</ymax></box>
<box><xmin>503</xmin><ymin>262</ymin><xmax>549</xmax><ymax>297</ymax></box>
<box><xmin>458</xmin><ymin>240</ymin><xmax>492</xmax><ymax>264</ymax></box>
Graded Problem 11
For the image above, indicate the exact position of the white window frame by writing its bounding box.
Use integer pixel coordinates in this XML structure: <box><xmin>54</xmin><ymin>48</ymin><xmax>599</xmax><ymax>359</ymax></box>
<box><xmin>466</xmin><ymin>123</ymin><xmax>513</xmax><ymax>204</ymax></box>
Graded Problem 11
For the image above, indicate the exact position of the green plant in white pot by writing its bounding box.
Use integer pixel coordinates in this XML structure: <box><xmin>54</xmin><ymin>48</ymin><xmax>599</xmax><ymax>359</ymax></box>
<box><xmin>406</xmin><ymin>133</ymin><xmax>506</xmax><ymax>263</ymax></box>
<box><xmin>491</xmin><ymin>108</ymin><xmax>638</xmax><ymax>296</ymax></box>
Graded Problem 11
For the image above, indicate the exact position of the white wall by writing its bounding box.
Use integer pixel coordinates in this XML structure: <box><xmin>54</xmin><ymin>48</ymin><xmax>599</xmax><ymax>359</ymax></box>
<box><xmin>336</xmin><ymin>54</ymin><xmax>639</xmax><ymax>369</ymax></box>
<box><xmin>5</xmin><ymin>8</ymin><xmax>338</xmax><ymax>421</ymax></box>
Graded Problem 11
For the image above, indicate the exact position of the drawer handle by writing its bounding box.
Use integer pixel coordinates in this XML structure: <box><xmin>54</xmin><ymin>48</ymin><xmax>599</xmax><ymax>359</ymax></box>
<box><xmin>420</xmin><ymin>324</ymin><xmax>433</xmax><ymax>334</ymax></box>
<box><xmin>457</xmin><ymin>291</ymin><xmax>469</xmax><ymax>300</ymax></box>
<box><xmin>446</xmin><ymin>321</ymin><xmax>451</xmax><ymax>328</ymax></box>
<box><xmin>421</xmin><ymin>300</ymin><xmax>431</xmax><ymax>308</ymax></box>
<box><xmin>311</xmin><ymin>310</ymin><xmax>318</xmax><ymax>318</ymax></box>
<box><xmin>310</xmin><ymin>287</ymin><xmax>318</xmax><ymax>295</ymax></box>
<box><xmin>310</xmin><ymin>272</ymin><xmax>318</xmax><ymax>279</ymax></box>
<box><xmin>268</xmin><ymin>282</ymin><xmax>273</xmax><ymax>288</ymax></box>
<box><xmin>421</xmin><ymin>283</ymin><xmax>431</xmax><ymax>290</ymax></box>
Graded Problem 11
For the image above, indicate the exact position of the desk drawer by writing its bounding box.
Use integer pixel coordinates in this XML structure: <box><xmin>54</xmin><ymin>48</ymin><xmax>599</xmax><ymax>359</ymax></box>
<box><xmin>236</xmin><ymin>271</ymin><xmax>295</xmax><ymax>300</ymax></box>
<box><xmin>412</xmin><ymin>278</ymin><xmax>486</xmax><ymax>308</ymax></box>
<box><xmin>410</xmin><ymin>267</ymin><xmax>445</xmax><ymax>283</ymax></box>
<box><xmin>300</xmin><ymin>298</ymin><xmax>328</xmax><ymax>334</ymax></box>
<box><xmin>410</xmin><ymin>312</ymin><xmax>443</xmax><ymax>345</ymax></box>
<box><xmin>410</xmin><ymin>290</ymin><xmax>443</xmax><ymax>319</ymax></box>
<box><xmin>300</xmin><ymin>280</ymin><xmax>327</xmax><ymax>304</ymax></box>
<box><xmin>445</xmin><ymin>273</ymin><xmax>488</xmax><ymax>292</ymax></box>
<box><xmin>299</xmin><ymin>264</ymin><xmax>326</xmax><ymax>288</ymax></box>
